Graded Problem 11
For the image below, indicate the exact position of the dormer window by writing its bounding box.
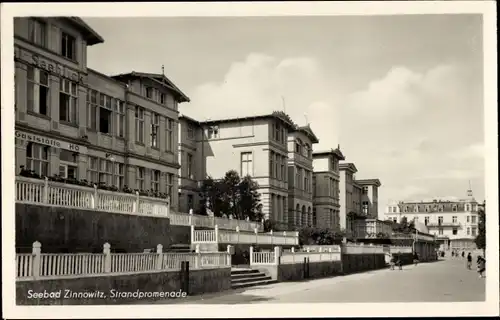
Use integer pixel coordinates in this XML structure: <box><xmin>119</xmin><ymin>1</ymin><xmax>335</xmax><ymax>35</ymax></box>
<box><xmin>207</xmin><ymin>126</ymin><xmax>219</xmax><ymax>139</ymax></box>
<box><xmin>61</xmin><ymin>31</ymin><xmax>76</xmax><ymax>60</ymax></box>
<box><xmin>146</xmin><ymin>87</ymin><xmax>154</xmax><ymax>100</ymax></box>
<box><xmin>187</xmin><ymin>125</ymin><xmax>195</xmax><ymax>139</ymax></box>
<box><xmin>452</xmin><ymin>205</ymin><xmax>457</xmax><ymax>212</ymax></box>
<box><xmin>438</xmin><ymin>205</ymin><xmax>444</xmax><ymax>212</ymax></box>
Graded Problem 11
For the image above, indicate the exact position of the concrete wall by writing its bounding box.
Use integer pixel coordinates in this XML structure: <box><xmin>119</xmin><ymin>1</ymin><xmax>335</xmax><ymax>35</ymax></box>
<box><xmin>16</xmin><ymin>267</ymin><xmax>231</xmax><ymax>305</ymax></box>
<box><xmin>341</xmin><ymin>254</ymin><xmax>386</xmax><ymax>273</ymax></box>
<box><xmin>16</xmin><ymin>204</ymin><xmax>191</xmax><ymax>252</ymax></box>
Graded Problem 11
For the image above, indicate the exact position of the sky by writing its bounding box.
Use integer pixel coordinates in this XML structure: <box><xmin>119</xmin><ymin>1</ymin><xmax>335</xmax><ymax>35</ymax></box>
<box><xmin>85</xmin><ymin>14</ymin><xmax>484</xmax><ymax>218</ymax></box>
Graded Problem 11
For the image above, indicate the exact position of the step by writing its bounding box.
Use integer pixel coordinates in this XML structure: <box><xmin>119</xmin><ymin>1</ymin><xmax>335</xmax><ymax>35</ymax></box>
<box><xmin>230</xmin><ymin>269</ymin><xmax>260</xmax><ymax>276</ymax></box>
<box><xmin>231</xmin><ymin>279</ymin><xmax>277</xmax><ymax>289</ymax></box>
<box><xmin>231</xmin><ymin>275</ymin><xmax>272</xmax><ymax>284</ymax></box>
<box><xmin>231</xmin><ymin>272</ymin><xmax>269</xmax><ymax>280</ymax></box>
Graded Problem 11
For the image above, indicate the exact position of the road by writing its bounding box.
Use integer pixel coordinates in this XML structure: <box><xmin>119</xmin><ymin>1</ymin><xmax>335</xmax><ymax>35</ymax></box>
<box><xmin>146</xmin><ymin>258</ymin><xmax>485</xmax><ymax>304</ymax></box>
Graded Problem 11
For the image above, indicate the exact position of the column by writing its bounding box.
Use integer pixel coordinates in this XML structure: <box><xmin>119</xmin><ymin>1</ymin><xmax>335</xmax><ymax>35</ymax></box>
<box><xmin>50</xmin><ymin>148</ymin><xmax>60</xmax><ymax>177</ymax></box>
<box><xmin>49</xmin><ymin>75</ymin><xmax>60</xmax><ymax>132</ymax></box>
<box><xmin>77</xmin><ymin>154</ymin><xmax>88</xmax><ymax>180</ymax></box>
<box><xmin>127</xmin><ymin>165</ymin><xmax>136</xmax><ymax>190</ymax></box>
<box><xmin>126</xmin><ymin>106</ymin><xmax>136</xmax><ymax>151</ymax></box>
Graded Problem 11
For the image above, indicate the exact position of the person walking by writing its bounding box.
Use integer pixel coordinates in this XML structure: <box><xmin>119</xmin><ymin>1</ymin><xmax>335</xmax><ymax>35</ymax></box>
<box><xmin>389</xmin><ymin>254</ymin><xmax>396</xmax><ymax>270</ymax></box>
<box><xmin>477</xmin><ymin>256</ymin><xmax>486</xmax><ymax>278</ymax></box>
<box><xmin>413</xmin><ymin>251</ymin><xmax>419</xmax><ymax>266</ymax></box>
<box><xmin>396</xmin><ymin>251</ymin><xmax>403</xmax><ymax>270</ymax></box>
<box><xmin>462</xmin><ymin>251</ymin><xmax>465</xmax><ymax>258</ymax></box>
<box><xmin>466</xmin><ymin>252</ymin><xmax>472</xmax><ymax>270</ymax></box>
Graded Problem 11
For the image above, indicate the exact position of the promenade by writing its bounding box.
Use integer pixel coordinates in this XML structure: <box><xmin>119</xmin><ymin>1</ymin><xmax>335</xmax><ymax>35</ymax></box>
<box><xmin>146</xmin><ymin>258</ymin><xmax>485</xmax><ymax>304</ymax></box>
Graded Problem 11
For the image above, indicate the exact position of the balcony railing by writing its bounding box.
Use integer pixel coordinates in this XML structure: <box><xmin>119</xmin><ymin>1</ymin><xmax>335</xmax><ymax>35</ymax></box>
<box><xmin>191</xmin><ymin>225</ymin><xmax>299</xmax><ymax>246</ymax></box>
<box><xmin>15</xmin><ymin>176</ymin><xmax>263</xmax><ymax>232</ymax></box>
<box><xmin>426</xmin><ymin>222</ymin><xmax>462</xmax><ymax>228</ymax></box>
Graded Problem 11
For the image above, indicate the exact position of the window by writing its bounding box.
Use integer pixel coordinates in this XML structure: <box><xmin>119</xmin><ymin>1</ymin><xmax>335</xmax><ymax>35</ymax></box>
<box><xmin>114</xmin><ymin>163</ymin><xmax>124</xmax><ymax>189</ymax></box>
<box><xmin>414</xmin><ymin>217</ymin><xmax>419</xmax><ymax>223</ymax></box>
<box><xmin>114</xmin><ymin>100</ymin><xmax>125</xmax><ymax>138</ymax></box>
<box><xmin>465</xmin><ymin>204</ymin><xmax>471</xmax><ymax>211</ymax></box>
<box><xmin>438</xmin><ymin>228</ymin><xmax>443</xmax><ymax>235</ymax></box>
<box><xmin>145</xmin><ymin>87</ymin><xmax>154</xmax><ymax>100</ymax></box>
<box><xmin>295</xmin><ymin>140</ymin><xmax>302</xmax><ymax>154</ymax></box>
<box><xmin>166</xmin><ymin>118</ymin><xmax>174</xmax><ymax>151</ymax></box>
<box><xmin>87</xmin><ymin>89</ymin><xmax>98</xmax><ymax>130</ymax></box>
<box><xmin>388</xmin><ymin>206</ymin><xmax>392</xmax><ymax>213</ymax></box>
<box><xmin>187</xmin><ymin>194</ymin><xmax>194</xmax><ymax>210</ymax></box>
<box><xmin>269</xmin><ymin>151</ymin><xmax>274</xmax><ymax>177</ymax></box>
<box><xmin>438</xmin><ymin>205</ymin><xmax>444</xmax><ymax>212</ymax></box>
<box><xmin>166</xmin><ymin>173</ymin><xmax>174</xmax><ymax>197</ymax></box>
<box><xmin>61</xmin><ymin>32</ymin><xmax>76</xmax><ymax>60</ymax></box>
<box><xmin>187</xmin><ymin>125</ymin><xmax>195</xmax><ymax>139</ymax></box>
<box><xmin>280</xmin><ymin>155</ymin><xmax>286</xmax><ymax>181</ymax></box>
<box><xmin>467</xmin><ymin>227</ymin><xmax>470</xmax><ymax>235</ymax></box>
<box><xmin>275</xmin><ymin>154</ymin><xmax>279</xmax><ymax>180</ymax></box>
<box><xmin>438</xmin><ymin>216</ymin><xmax>443</xmax><ymax>225</ymax></box>
<box><xmin>151</xmin><ymin>170</ymin><xmax>160</xmax><ymax>192</ymax></box>
<box><xmin>304</xmin><ymin>170</ymin><xmax>309</xmax><ymax>192</ymax></box>
<box><xmin>362</xmin><ymin>187</ymin><xmax>368</xmax><ymax>195</ymax></box>
<box><xmin>27</xmin><ymin>66</ymin><xmax>49</xmax><ymax>116</ymax></box>
<box><xmin>150</xmin><ymin>113</ymin><xmax>159</xmax><ymax>148</ymax></box>
<box><xmin>452</xmin><ymin>228</ymin><xmax>458</xmax><ymax>235</ymax></box>
<box><xmin>59</xmin><ymin>79</ymin><xmax>78</xmax><ymax>123</ymax></box>
<box><xmin>295</xmin><ymin>167</ymin><xmax>299</xmax><ymax>188</ymax></box>
<box><xmin>87</xmin><ymin>157</ymin><xmax>117</xmax><ymax>186</ymax></box>
<box><xmin>187</xmin><ymin>153</ymin><xmax>193</xmax><ymax>178</ymax></box>
<box><xmin>28</xmin><ymin>19</ymin><xmax>47</xmax><ymax>47</ymax></box>
<box><xmin>452</xmin><ymin>216</ymin><xmax>457</xmax><ymax>223</ymax></box>
<box><xmin>425</xmin><ymin>206</ymin><xmax>429</xmax><ymax>212</ymax></box>
<box><xmin>414</xmin><ymin>205</ymin><xmax>419</xmax><ymax>212</ymax></box>
<box><xmin>207</xmin><ymin>125</ymin><xmax>219</xmax><ymax>139</ymax></box>
<box><xmin>26</xmin><ymin>142</ymin><xmax>49</xmax><ymax>176</ymax></box>
<box><xmin>59</xmin><ymin>150</ymin><xmax>78</xmax><ymax>179</ymax></box>
<box><xmin>135</xmin><ymin>106</ymin><xmax>145</xmax><ymax>143</ymax></box>
<box><xmin>471</xmin><ymin>215</ymin><xmax>476</xmax><ymax>223</ymax></box>
<box><xmin>471</xmin><ymin>227</ymin><xmax>477</xmax><ymax>236</ymax></box>
<box><xmin>159</xmin><ymin>92</ymin><xmax>166</xmax><ymax>105</ymax></box>
<box><xmin>273</xmin><ymin>122</ymin><xmax>281</xmax><ymax>142</ymax></box>
<box><xmin>98</xmin><ymin>93</ymin><xmax>112</xmax><ymax>134</ymax></box>
<box><xmin>98</xmin><ymin>158</ymin><xmax>113</xmax><ymax>185</ymax></box>
<box><xmin>241</xmin><ymin>152</ymin><xmax>253</xmax><ymax>177</ymax></box>
<box><xmin>424</xmin><ymin>216</ymin><xmax>429</xmax><ymax>226</ymax></box>
<box><xmin>452</xmin><ymin>205</ymin><xmax>457</xmax><ymax>212</ymax></box>
<box><xmin>136</xmin><ymin>167</ymin><xmax>145</xmax><ymax>190</ymax></box>
<box><xmin>467</xmin><ymin>216</ymin><xmax>470</xmax><ymax>223</ymax></box>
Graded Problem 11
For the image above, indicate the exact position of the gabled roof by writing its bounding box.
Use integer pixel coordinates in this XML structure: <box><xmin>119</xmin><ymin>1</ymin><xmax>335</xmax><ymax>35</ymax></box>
<box><xmin>69</xmin><ymin>18</ymin><xmax>104</xmax><ymax>46</ymax></box>
<box><xmin>201</xmin><ymin>113</ymin><xmax>297</xmax><ymax>130</ymax></box>
<box><xmin>111</xmin><ymin>71</ymin><xmax>190</xmax><ymax>103</ymax></box>
<box><xmin>355</xmin><ymin>179</ymin><xmax>382</xmax><ymax>187</ymax></box>
<box><xmin>339</xmin><ymin>162</ymin><xmax>358</xmax><ymax>173</ymax></box>
<box><xmin>179</xmin><ymin>114</ymin><xmax>201</xmax><ymax>126</ymax></box>
<box><xmin>313</xmin><ymin>148</ymin><xmax>345</xmax><ymax>160</ymax></box>
<box><xmin>294</xmin><ymin>125</ymin><xmax>319</xmax><ymax>144</ymax></box>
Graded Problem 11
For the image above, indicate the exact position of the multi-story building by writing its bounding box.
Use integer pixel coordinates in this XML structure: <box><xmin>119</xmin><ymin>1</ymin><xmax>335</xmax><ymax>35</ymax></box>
<box><xmin>287</xmin><ymin>125</ymin><xmax>319</xmax><ymax>229</ymax></box>
<box><xmin>14</xmin><ymin>17</ymin><xmax>189</xmax><ymax>210</ymax></box>
<box><xmin>177</xmin><ymin>113</ymin><xmax>296</xmax><ymax>223</ymax></box>
<box><xmin>384</xmin><ymin>195</ymin><xmax>481</xmax><ymax>251</ymax></box>
<box><xmin>312</xmin><ymin>148</ymin><xmax>344</xmax><ymax>231</ymax></box>
<box><xmin>356</xmin><ymin>179</ymin><xmax>382</xmax><ymax>219</ymax></box>
<box><xmin>338</xmin><ymin>162</ymin><xmax>358</xmax><ymax>234</ymax></box>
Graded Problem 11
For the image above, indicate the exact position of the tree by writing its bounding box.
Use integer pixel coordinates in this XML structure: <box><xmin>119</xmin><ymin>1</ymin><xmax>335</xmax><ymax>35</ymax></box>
<box><xmin>198</xmin><ymin>171</ymin><xmax>263</xmax><ymax>222</ymax></box>
<box><xmin>298</xmin><ymin>227</ymin><xmax>346</xmax><ymax>246</ymax></box>
<box><xmin>475</xmin><ymin>202</ymin><xmax>486</xmax><ymax>253</ymax></box>
<box><xmin>391</xmin><ymin>216</ymin><xmax>415</xmax><ymax>234</ymax></box>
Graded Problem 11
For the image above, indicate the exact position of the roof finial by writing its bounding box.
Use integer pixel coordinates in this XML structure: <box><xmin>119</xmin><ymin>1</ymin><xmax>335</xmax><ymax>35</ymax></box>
<box><xmin>281</xmin><ymin>96</ymin><xmax>286</xmax><ymax>113</ymax></box>
<box><xmin>161</xmin><ymin>65</ymin><xmax>165</xmax><ymax>76</ymax></box>
<box><xmin>467</xmin><ymin>180</ymin><xmax>473</xmax><ymax>198</ymax></box>
<box><xmin>304</xmin><ymin>113</ymin><xmax>309</xmax><ymax>126</ymax></box>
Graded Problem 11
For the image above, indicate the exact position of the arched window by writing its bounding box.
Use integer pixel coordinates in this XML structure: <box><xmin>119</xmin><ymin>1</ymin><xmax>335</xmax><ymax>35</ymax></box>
<box><xmin>301</xmin><ymin>205</ymin><xmax>306</xmax><ymax>226</ymax></box>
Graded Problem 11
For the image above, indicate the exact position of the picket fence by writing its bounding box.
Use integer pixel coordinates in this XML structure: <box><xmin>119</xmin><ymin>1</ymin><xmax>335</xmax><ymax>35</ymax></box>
<box><xmin>16</xmin><ymin>241</ymin><xmax>231</xmax><ymax>280</ymax></box>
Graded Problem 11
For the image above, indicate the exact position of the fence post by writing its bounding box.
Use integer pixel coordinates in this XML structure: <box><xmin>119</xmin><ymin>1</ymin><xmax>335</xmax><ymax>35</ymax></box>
<box><xmin>32</xmin><ymin>241</ymin><xmax>41</xmax><ymax>279</ymax></box>
<box><xmin>329</xmin><ymin>247</ymin><xmax>333</xmax><ymax>261</ymax></box>
<box><xmin>190</xmin><ymin>225</ymin><xmax>195</xmax><ymax>243</ymax></box>
<box><xmin>254</xmin><ymin>227</ymin><xmax>258</xmax><ymax>245</ymax></box>
<box><xmin>134</xmin><ymin>191</ymin><xmax>140</xmax><ymax>213</ymax></box>
<box><xmin>236</xmin><ymin>226</ymin><xmax>240</xmax><ymax>243</ymax></box>
<box><xmin>274</xmin><ymin>246</ymin><xmax>280</xmax><ymax>265</ymax></box>
<box><xmin>249</xmin><ymin>246</ymin><xmax>254</xmax><ymax>265</ymax></box>
<box><xmin>103</xmin><ymin>242</ymin><xmax>111</xmax><ymax>273</ymax></box>
<box><xmin>214</xmin><ymin>225</ymin><xmax>219</xmax><ymax>243</ymax></box>
<box><xmin>226</xmin><ymin>245</ymin><xmax>233</xmax><ymax>266</ymax></box>
<box><xmin>270</xmin><ymin>230</ymin><xmax>273</xmax><ymax>246</ymax></box>
<box><xmin>42</xmin><ymin>177</ymin><xmax>49</xmax><ymax>204</ymax></box>
<box><xmin>195</xmin><ymin>245</ymin><xmax>201</xmax><ymax>269</ymax></box>
<box><xmin>283</xmin><ymin>231</ymin><xmax>287</xmax><ymax>245</ymax></box>
<box><xmin>92</xmin><ymin>184</ymin><xmax>98</xmax><ymax>209</ymax></box>
<box><xmin>156</xmin><ymin>244</ymin><xmax>163</xmax><ymax>270</ymax></box>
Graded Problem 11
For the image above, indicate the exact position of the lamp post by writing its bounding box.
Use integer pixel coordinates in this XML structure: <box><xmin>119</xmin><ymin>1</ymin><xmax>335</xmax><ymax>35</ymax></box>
<box><xmin>106</xmin><ymin>153</ymin><xmax>116</xmax><ymax>187</ymax></box>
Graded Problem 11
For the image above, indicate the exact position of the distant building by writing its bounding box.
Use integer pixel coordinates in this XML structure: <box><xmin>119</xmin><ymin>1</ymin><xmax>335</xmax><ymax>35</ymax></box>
<box><xmin>312</xmin><ymin>148</ymin><xmax>345</xmax><ymax>231</ymax></box>
<box><xmin>384</xmin><ymin>193</ymin><xmax>481</xmax><ymax>252</ymax></box>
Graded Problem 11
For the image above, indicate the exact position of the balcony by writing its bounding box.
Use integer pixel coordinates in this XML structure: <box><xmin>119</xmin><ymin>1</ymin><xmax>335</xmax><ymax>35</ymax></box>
<box><xmin>426</xmin><ymin>222</ymin><xmax>462</xmax><ymax>228</ymax></box>
<box><xmin>191</xmin><ymin>226</ymin><xmax>299</xmax><ymax>246</ymax></box>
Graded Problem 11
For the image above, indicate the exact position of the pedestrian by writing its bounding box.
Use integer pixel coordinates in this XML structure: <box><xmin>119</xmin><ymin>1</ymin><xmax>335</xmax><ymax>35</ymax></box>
<box><xmin>451</xmin><ymin>251</ymin><xmax>455</xmax><ymax>257</ymax></box>
<box><xmin>413</xmin><ymin>251</ymin><xmax>419</xmax><ymax>266</ymax></box>
<box><xmin>466</xmin><ymin>252</ymin><xmax>472</xmax><ymax>269</ymax></box>
<box><xmin>462</xmin><ymin>251</ymin><xmax>465</xmax><ymax>258</ymax></box>
<box><xmin>477</xmin><ymin>256</ymin><xmax>486</xmax><ymax>278</ymax></box>
<box><xmin>396</xmin><ymin>252</ymin><xmax>403</xmax><ymax>270</ymax></box>
<box><xmin>389</xmin><ymin>254</ymin><xmax>395</xmax><ymax>270</ymax></box>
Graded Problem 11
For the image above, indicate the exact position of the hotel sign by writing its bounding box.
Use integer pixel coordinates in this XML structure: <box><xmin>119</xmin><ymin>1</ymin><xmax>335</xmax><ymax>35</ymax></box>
<box><xmin>14</xmin><ymin>47</ymin><xmax>87</xmax><ymax>85</ymax></box>
<box><xmin>15</xmin><ymin>131</ymin><xmax>88</xmax><ymax>154</ymax></box>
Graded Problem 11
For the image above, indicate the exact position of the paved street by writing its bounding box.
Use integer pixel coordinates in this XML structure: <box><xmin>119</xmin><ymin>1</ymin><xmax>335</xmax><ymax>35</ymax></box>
<box><xmin>146</xmin><ymin>258</ymin><xmax>485</xmax><ymax>304</ymax></box>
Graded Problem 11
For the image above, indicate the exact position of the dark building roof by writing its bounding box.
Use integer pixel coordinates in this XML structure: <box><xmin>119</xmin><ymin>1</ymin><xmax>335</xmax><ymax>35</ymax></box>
<box><xmin>200</xmin><ymin>113</ymin><xmax>297</xmax><ymax>130</ymax></box>
<box><xmin>313</xmin><ymin>148</ymin><xmax>345</xmax><ymax>160</ymax></box>
<box><xmin>339</xmin><ymin>162</ymin><xmax>358</xmax><ymax>173</ymax></box>
<box><xmin>111</xmin><ymin>71</ymin><xmax>190</xmax><ymax>103</ymax></box>
<box><xmin>69</xmin><ymin>17</ymin><xmax>104</xmax><ymax>46</ymax></box>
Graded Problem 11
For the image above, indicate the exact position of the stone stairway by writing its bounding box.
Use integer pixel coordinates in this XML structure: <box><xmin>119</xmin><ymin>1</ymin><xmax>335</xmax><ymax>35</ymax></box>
<box><xmin>231</xmin><ymin>268</ymin><xmax>276</xmax><ymax>289</ymax></box>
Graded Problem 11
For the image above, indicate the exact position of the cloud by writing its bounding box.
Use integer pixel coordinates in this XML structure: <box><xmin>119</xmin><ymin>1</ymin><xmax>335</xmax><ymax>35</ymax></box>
<box><xmin>451</xmin><ymin>143</ymin><xmax>484</xmax><ymax>160</ymax></box>
<box><xmin>184</xmin><ymin>53</ymin><xmax>340</xmax><ymax>149</ymax></box>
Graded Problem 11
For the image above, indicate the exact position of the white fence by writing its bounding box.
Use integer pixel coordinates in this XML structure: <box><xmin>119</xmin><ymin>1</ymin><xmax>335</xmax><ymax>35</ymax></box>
<box><xmin>300</xmin><ymin>245</ymin><xmax>341</xmax><ymax>253</ymax></box>
<box><xmin>15</xmin><ymin>176</ymin><xmax>263</xmax><ymax>231</ymax></box>
<box><xmin>249</xmin><ymin>246</ymin><xmax>341</xmax><ymax>266</ymax></box>
<box><xmin>343</xmin><ymin>243</ymin><xmax>385</xmax><ymax>254</ymax></box>
<box><xmin>191</xmin><ymin>225</ymin><xmax>300</xmax><ymax>246</ymax></box>
<box><xmin>16</xmin><ymin>241</ymin><xmax>231</xmax><ymax>280</ymax></box>
<box><xmin>389</xmin><ymin>245</ymin><xmax>413</xmax><ymax>254</ymax></box>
